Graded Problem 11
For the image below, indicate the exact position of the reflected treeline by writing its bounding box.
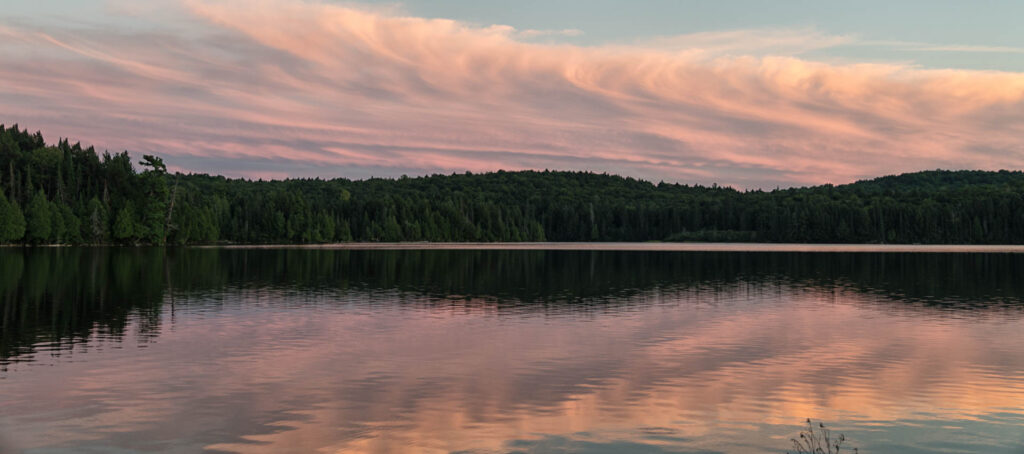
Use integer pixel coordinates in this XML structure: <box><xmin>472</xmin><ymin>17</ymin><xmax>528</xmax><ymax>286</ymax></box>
<box><xmin>0</xmin><ymin>248</ymin><xmax>167</xmax><ymax>363</ymax></box>
<box><xmin>3</xmin><ymin>247</ymin><xmax>1024</xmax><ymax>362</ymax></box>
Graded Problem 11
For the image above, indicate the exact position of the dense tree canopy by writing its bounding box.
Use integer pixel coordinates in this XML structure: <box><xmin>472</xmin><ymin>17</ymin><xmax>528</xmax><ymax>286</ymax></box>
<box><xmin>2</xmin><ymin>123</ymin><xmax>1024</xmax><ymax>245</ymax></box>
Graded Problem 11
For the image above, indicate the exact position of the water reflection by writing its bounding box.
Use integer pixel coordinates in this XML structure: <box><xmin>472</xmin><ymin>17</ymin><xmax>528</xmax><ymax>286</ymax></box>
<box><xmin>2</xmin><ymin>248</ymin><xmax>1024</xmax><ymax>453</ymax></box>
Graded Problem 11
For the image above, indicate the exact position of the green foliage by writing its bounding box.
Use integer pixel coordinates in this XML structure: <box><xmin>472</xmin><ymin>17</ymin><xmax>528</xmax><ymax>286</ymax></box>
<box><xmin>49</xmin><ymin>200</ymin><xmax>66</xmax><ymax>243</ymax></box>
<box><xmin>139</xmin><ymin>154</ymin><xmax>166</xmax><ymax>173</ymax></box>
<box><xmin>86</xmin><ymin>197</ymin><xmax>108</xmax><ymax>243</ymax></box>
<box><xmin>25</xmin><ymin>190</ymin><xmax>51</xmax><ymax>244</ymax></box>
<box><xmin>5</xmin><ymin>123</ymin><xmax>1024</xmax><ymax>245</ymax></box>
<box><xmin>137</xmin><ymin>154</ymin><xmax>168</xmax><ymax>244</ymax></box>
<box><xmin>60</xmin><ymin>204</ymin><xmax>82</xmax><ymax>244</ymax></box>
<box><xmin>113</xmin><ymin>204</ymin><xmax>136</xmax><ymax>243</ymax></box>
<box><xmin>0</xmin><ymin>192</ymin><xmax>26</xmax><ymax>243</ymax></box>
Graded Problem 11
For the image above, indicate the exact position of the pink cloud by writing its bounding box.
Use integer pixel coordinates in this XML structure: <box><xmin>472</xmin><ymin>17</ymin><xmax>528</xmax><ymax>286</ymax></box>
<box><xmin>0</xmin><ymin>0</ymin><xmax>1022</xmax><ymax>188</ymax></box>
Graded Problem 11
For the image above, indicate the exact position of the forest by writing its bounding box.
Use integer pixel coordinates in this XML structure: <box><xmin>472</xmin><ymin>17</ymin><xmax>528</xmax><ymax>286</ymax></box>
<box><xmin>2</xmin><ymin>123</ymin><xmax>1024</xmax><ymax>245</ymax></box>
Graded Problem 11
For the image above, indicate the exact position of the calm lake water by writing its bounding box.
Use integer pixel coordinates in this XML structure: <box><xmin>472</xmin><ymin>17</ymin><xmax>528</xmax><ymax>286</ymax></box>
<box><xmin>2</xmin><ymin>246</ymin><xmax>1024</xmax><ymax>453</ymax></box>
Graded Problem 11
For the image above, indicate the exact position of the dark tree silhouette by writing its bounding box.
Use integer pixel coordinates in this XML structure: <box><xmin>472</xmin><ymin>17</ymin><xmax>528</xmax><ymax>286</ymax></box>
<box><xmin>3</xmin><ymin>123</ymin><xmax>1024</xmax><ymax>245</ymax></box>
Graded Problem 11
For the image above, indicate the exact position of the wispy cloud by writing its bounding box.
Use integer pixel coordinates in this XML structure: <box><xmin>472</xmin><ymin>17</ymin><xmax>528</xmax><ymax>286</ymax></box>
<box><xmin>640</xmin><ymin>27</ymin><xmax>856</xmax><ymax>57</ymax></box>
<box><xmin>854</xmin><ymin>39</ymin><xmax>1024</xmax><ymax>55</ymax></box>
<box><xmin>517</xmin><ymin>28</ymin><xmax>584</xmax><ymax>39</ymax></box>
<box><xmin>0</xmin><ymin>0</ymin><xmax>1022</xmax><ymax>188</ymax></box>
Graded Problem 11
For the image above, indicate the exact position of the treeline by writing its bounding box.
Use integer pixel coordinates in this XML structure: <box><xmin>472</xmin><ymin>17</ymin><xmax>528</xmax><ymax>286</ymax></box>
<box><xmin>2</xmin><ymin>123</ymin><xmax>1024</xmax><ymax>245</ymax></box>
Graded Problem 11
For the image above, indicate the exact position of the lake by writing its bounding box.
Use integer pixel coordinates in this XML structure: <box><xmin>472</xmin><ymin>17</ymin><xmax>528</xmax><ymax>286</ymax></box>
<box><xmin>2</xmin><ymin>245</ymin><xmax>1024</xmax><ymax>453</ymax></box>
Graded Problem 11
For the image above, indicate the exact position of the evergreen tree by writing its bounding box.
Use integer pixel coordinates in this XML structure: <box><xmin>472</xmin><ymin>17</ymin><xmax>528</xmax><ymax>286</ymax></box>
<box><xmin>87</xmin><ymin>197</ymin><xmax>108</xmax><ymax>243</ymax></box>
<box><xmin>7</xmin><ymin>123</ymin><xmax>1024</xmax><ymax>246</ymax></box>
<box><xmin>0</xmin><ymin>192</ymin><xmax>25</xmax><ymax>243</ymax></box>
<box><xmin>9</xmin><ymin>201</ymin><xmax>25</xmax><ymax>243</ymax></box>
<box><xmin>199</xmin><ymin>207</ymin><xmax>218</xmax><ymax>242</ymax></box>
<box><xmin>49</xmin><ymin>201</ymin><xmax>66</xmax><ymax>243</ymax></box>
<box><xmin>337</xmin><ymin>219</ymin><xmax>353</xmax><ymax>242</ymax></box>
<box><xmin>113</xmin><ymin>203</ymin><xmax>136</xmax><ymax>243</ymax></box>
<box><xmin>137</xmin><ymin>155</ymin><xmax>168</xmax><ymax>244</ymax></box>
<box><xmin>0</xmin><ymin>191</ymin><xmax>12</xmax><ymax>243</ymax></box>
<box><xmin>61</xmin><ymin>204</ymin><xmax>82</xmax><ymax>244</ymax></box>
<box><xmin>25</xmin><ymin>190</ymin><xmax>51</xmax><ymax>244</ymax></box>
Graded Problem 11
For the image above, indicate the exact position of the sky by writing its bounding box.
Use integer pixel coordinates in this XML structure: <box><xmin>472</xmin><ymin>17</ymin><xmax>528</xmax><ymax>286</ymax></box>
<box><xmin>1</xmin><ymin>0</ymin><xmax>1023</xmax><ymax>189</ymax></box>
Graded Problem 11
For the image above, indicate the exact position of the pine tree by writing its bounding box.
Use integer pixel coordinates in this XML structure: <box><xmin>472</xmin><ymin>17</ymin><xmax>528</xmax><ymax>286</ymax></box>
<box><xmin>87</xmin><ymin>197</ymin><xmax>108</xmax><ymax>243</ymax></box>
<box><xmin>113</xmin><ymin>204</ymin><xmax>136</xmax><ymax>243</ymax></box>
<box><xmin>337</xmin><ymin>219</ymin><xmax>353</xmax><ymax>242</ymax></box>
<box><xmin>0</xmin><ymin>191</ymin><xmax>12</xmax><ymax>243</ymax></box>
<box><xmin>25</xmin><ymin>190</ymin><xmax>51</xmax><ymax>244</ymax></box>
<box><xmin>60</xmin><ymin>204</ymin><xmax>82</xmax><ymax>244</ymax></box>
<box><xmin>319</xmin><ymin>211</ymin><xmax>335</xmax><ymax>242</ymax></box>
<box><xmin>8</xmin><ymin>201</ymin><xmax>25</xmax><ymax>243</ymax></box>
<box><xmin>49</xmin><ymin>200</ymin><xmax>66</xmax><ymax>243</ymax></box>
<box><xmin>0</xmin><ymin>192</ymin><xmax>25</xmax><ymax>243</ymax></box>
<box><xmin>138</xmin><ymin>158</ymin><xmax>167</xmax><ymax>244</ymax></box>
<box><xmin>200</xmin><ymin>207</ymin><xmax>219</xmax><ymax>242</ymax></box>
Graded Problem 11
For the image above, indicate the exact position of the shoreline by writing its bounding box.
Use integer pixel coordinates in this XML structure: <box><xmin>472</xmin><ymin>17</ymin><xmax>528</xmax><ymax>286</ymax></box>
<box><xmin>7</xmin><ymin>242</ymin><xmax>1024</xmax><ymax>253</ymax></box>
<box><xmin>196</xmin><ymin>242</ymin><xmax>1024</xmax><ymax>253</ymax></box>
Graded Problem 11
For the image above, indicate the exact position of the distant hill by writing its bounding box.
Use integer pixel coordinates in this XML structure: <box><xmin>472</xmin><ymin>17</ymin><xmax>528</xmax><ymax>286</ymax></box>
<box><xmin>2</xmin><ymin>123</ymin><xmax>1024</xmax><ymax>245</ymax></box>
<box><xmin>849</xmin><ymin>169</ymin><xmax>1024</xmax><ymax>192</ymax></box>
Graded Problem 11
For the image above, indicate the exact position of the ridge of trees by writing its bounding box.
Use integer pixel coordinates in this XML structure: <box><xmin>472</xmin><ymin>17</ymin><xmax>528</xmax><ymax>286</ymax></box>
<box><xmin>2</xmin><ymin>123</ymin><xmax>1024</xmax><ymax>245</ymax></box>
